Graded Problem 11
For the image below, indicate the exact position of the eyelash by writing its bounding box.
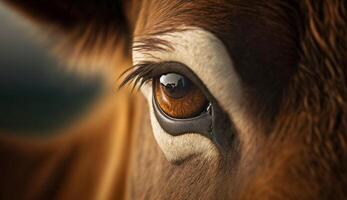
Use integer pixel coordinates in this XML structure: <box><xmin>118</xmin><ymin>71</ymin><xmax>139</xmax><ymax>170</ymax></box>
<box><xmin>119</xmin><ymin>62</ymin><xmax>161</xmax><ymax>91</ymax></box>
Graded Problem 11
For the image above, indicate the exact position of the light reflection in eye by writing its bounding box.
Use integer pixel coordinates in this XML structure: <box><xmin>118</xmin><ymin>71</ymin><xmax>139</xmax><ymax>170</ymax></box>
<box><xmin>159</xmin><ymin>73</ymin><xmax>191</xmax><ymax>99</ymax></box>
<box><xmin>154</xmin><ymin>73</ymin><xmax>208</xmax><ymax>119</ymax></box>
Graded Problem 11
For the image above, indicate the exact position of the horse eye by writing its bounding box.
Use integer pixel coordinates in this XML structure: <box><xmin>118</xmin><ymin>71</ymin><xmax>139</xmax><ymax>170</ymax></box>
<box><xmin>154</xmin><ymin>73</ymin><xmax>208</xmax><ymax>118</ymax></box>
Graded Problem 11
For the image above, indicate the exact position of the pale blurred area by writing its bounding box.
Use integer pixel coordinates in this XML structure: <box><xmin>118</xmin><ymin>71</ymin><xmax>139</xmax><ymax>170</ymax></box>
<box><xmin>0</xmin><ymin>3</ymin><xmax>134</xmax><ymax>199</ymax></box>
<box><xmin>0</xmin><ymin>3</ymin><xmax>103</xmax><ymax>136</ymax></box>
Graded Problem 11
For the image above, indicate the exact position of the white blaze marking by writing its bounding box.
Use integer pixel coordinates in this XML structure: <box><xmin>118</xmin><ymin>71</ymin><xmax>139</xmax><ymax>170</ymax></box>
<box><xmin>133</xmin><ymin>28</ymin><xmax>246</xmax><ymax>162</ymax></box>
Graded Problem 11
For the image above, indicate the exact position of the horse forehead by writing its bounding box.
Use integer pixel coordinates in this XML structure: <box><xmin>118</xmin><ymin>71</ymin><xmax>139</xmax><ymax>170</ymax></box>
<box><xmin>133</xmin><ymin>0</ymin><xmax>295</xmax><ymax>35</ymax></box>
<box><xmin>133</xmin><ymin>0</ymin><xmax>232</xmax><ymax>36</ymax></box>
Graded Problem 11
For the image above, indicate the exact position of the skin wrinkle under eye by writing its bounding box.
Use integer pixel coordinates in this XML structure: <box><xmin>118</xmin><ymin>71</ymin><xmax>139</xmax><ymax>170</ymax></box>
<box><xmin>133</xmin><ymin>27</ymin><xmax>249</xmax><ymax>162</ymax></box>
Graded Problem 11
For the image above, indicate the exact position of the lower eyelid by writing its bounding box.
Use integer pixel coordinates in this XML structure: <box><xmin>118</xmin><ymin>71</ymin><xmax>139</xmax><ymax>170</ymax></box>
<box><xmin>152</xmin><ymin>95</ymin><xmax>213</xmax><ymax>137</ymax></box>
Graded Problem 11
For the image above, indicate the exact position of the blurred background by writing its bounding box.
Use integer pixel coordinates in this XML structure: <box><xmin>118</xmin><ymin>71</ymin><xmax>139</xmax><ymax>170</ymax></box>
<box><xmin>0</xmin><ymin>3</ymin><xmax>102</xmax><ymax>136</ymax></box>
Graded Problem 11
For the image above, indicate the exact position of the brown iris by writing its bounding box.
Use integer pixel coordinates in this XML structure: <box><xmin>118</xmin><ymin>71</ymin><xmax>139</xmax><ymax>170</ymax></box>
<box><xmin>154</xmin><ymin>73</ymin><xmax>208</xmax><ymax>119</ymax></box>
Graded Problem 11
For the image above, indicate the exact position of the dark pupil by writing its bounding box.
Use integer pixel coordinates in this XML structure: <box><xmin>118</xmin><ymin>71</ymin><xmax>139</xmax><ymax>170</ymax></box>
<box><xmin>159</xmin><ymin>73</ymin><xmax>191</xmax><ymax>99</ymax></box>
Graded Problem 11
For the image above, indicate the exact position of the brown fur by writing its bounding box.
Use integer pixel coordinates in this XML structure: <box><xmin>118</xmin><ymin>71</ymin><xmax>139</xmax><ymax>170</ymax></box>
<box><xmin>1</xmin><ymin>0</ymin><xmax>347</xmax><ymax>199</ymax></box>
<box><xmin>241</xmin><ymin>1</ymin><xmax>347</xmax><ymax>198</ymax></box>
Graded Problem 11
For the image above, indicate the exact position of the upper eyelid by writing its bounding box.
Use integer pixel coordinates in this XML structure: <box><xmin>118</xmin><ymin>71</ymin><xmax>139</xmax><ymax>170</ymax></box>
<box><xmin>119</xmin><ymin>61</ymin><xmax>197</xmax><ymax>91</ymax></box>
<box><xmin>120</xmin><ymin>61</ymin><xmax>215</xmax><ymax>106</ymax></box>
<box><xmin>120</xmin><ymin>61</ymin><xmax>208</xmax><ymax>89</ymax></box>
